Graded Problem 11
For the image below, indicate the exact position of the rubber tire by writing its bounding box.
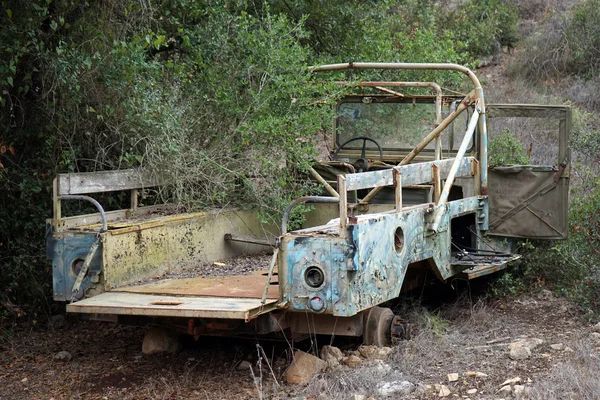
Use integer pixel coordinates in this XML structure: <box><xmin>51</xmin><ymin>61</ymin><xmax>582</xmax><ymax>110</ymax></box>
<box><xmin>363</xmin><ymin>306</ymin><xmax>394</xmax><ymax>346</ymax></box>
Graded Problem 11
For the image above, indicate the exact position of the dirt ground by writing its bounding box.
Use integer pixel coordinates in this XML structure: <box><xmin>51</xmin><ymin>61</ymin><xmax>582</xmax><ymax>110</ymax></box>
<box><xmin>1</xmin><ymin>280</ymin><xmax>598</xmax><ymax>400</ymax></box>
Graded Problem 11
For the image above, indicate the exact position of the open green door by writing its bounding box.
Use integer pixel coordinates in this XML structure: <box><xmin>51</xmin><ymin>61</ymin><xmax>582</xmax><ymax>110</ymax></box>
<box><xmin>486</xmin><ymin>105</ymin><xmax>570</xmax><ymax>239</ymax></box>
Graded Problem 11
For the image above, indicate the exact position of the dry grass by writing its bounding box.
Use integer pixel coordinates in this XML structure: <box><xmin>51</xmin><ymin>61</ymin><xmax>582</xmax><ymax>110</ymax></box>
<box><xmin>529</xmin><ymin>337</ymin><xmax>600</xmax><ymax>399</ymax></box>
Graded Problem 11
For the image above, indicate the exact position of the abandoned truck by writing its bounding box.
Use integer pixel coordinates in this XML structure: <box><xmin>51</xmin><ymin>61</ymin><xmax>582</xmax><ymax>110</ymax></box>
<box><xmin>47</xmin><ymin>63</ymin><xmax>570</xmax><ymax>346</ymax></box>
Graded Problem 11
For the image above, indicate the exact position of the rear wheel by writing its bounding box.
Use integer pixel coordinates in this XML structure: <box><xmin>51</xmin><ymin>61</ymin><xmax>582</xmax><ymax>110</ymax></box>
<box><xmin>363</xmin><ymin>306</ymin><xmax>394</xmax><ymax>346</ymax></box>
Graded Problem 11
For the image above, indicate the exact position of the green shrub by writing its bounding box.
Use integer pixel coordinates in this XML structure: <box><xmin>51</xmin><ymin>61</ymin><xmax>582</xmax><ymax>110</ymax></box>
<box><xmin>488</xmin><ymin>129</ymin><xmax>530</xmax><ymax>166</ymax></box>
<box><xmin>441</xmin><ymin>0</ymin><xmax>520</xmax><ymax>59</ymax></box>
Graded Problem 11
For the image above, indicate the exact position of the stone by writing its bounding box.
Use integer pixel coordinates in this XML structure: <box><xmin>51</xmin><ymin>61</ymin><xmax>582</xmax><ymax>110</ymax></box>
<box><xmin>142</xmin><ymin>327</ymin><xmax>181</xmax><ymax>355</ymax></box>
<box><xmin>321</xmin><ymin>345</ymin><xmax>344</xmax><ymax>362</ymax></box>
<box><xmin>513</xmin><ymin>385</ymin><xmax>526</xmax><ymax>399</ymax></box>
<box><xmin>377</xmin><ymin>380</ymin><xmax>415</xmax><ymax>397</ymax></box>
<box><xmin>509</xmin><ymin>346</ymin><xmax>531</xmax><ymax>360</ymax></box>
<box><xmin>438</xmin><ymin>385</ymin><xmax>451</xmax><ymax>397</ymax></box>
<box><xmin>359</xmin><ymin>345</ymin><xmax>394</xmax><ymax>360</ymax></box>
<box><xmin>351</xmin><ymin>395</ymin><xmax>366</xmax><ymax>400</ymax></box>
<box><xmin>237</xmin><ymin>360</ymin><xmax>252</xmax><ymax>371</ymax></box>
<box><xmin>53</xmin><ymin>351</ymin><xmax>72</xmax><ymax>362</ymax></box>
<box><xmin>497</xmin><ymin>385</ymin><xmax>512</xmax><ymax>395</ymax></box>
<box><xmin>592</xmin><ymin>322</ymin><xmax>600</xmax><ymax>333</ymax></box>
<box><xmin>508</xmin><ymin>338</ymin><xmax>544</xmax><ymax>351</ymax></box>
<box><xmin>500</xmin><ymin>377</ymin><xmax>521</xmax><ymax>386</ymax></box>
<box><xmin>49</xmin><ymin>315</ymin><xmax>66</xmax><ymax>329</ymax></box>
<box><xmin>590</xmin><ymin>332</ymin><xmax>600</xmax><ymax>342</ymax></box>
<box><xmin>466</xmin><ymin>389</ymin><xmax>477</xmax><ymax>395</ymax></box>
<box><xmin>465</xmin><ymin>371</ymin><xmax>488</xmax><ymax>378</ymax></box>
<box><xmin>286</xmin><ymin>351</ymin><xmax>326</xmax><ymax>385</ymax></box>
<box><xmin>448</xmin><ymin>373</ymin><xmax>459</xmax><ymax>382</ymax></box>
<box><xmin>563</xmin><ymin>346</ymin><xmax>574</xmax><ymax>352</ymax></box>
<box><xmin>540</xmin><ymin>353</ymin><xmax>552</xmax><ymax>358</ymax></box>
<box><xmin>321</xmin><ymin>345</ymin><xmax>343</xmax><ymax>371</ymax></box>
<box><xmin>372</xmin><ymin>360</ymin><xmax>392</xmax><ymax>373</ymax></box>
<box><xmin>342</xmin><ymin>355</ymin><xmax>362</xmax><ymax>367</ymax></box>
<box><xmin>537</xmin><ymin>289</ymin><xmax>553</xmax><ymax>301</ymax></box>
<box><xmin>550</xmin><ymin>343</ymin><xmax>564</xmax><ymax>351</ymax></box>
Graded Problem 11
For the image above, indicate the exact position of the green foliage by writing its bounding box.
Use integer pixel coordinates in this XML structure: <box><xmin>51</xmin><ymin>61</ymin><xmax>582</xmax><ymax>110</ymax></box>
<box><xmin>491</xmin><ymin>270</ymin><xmax>525</xmax><ymax>298</ymax></box>
<box><xmin>488</xmin><ymin>129</ymin><xmax>530</xmax><ymax>166</ymax></box>
<box><xmin>564</xmin><ymin>0</ymin><xmax>600</xmax><ymax>79</ymax></box>
<box><xmin>440</xmin><ymin>0</ymin><xmax>520</xmax><ymax>59</ymax></box>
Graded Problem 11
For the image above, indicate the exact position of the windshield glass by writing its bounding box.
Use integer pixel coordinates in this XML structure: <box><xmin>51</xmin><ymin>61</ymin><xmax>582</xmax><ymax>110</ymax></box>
<box><xmin>337</xmin><ymin>100</ymin><xmax>471</xmax><ymax>151</ymax></box>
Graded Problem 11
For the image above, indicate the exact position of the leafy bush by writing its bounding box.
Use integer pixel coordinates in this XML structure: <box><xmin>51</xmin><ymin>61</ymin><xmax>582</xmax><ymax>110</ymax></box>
<box><xmin>440</xmin><ymin>0</ymin><xmax>520</xmax><ymax>59</ymax></box>
<box><xmin>488</xmin><ymin>129</ymin><xmax>530</xmax><ymax>166</ymax></box>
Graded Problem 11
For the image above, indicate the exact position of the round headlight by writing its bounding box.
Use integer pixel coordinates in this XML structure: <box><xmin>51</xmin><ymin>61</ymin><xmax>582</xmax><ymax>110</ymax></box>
<box><xmin>304</xmin><ymin>266</ymin><xmax>325</xmax><ymax>288</ymax></box>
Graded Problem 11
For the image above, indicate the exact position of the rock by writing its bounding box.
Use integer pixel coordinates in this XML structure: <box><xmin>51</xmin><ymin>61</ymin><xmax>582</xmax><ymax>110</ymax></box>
<box><xmin>342</xmin><ymin>355</ymin><xmax>362</xmax><ymax>367</ymax></box>
<box><xmin>414</xmin><ymin>384</ymin><xmax>427</xmax><ymax>397</ymax></box>
<box><xmin>500</xmin><ymin>377</ymin><xmax>521</xmax><ymax>386</ymax></box>
<box><xmin>359</xmin><ymin>345</ymin><xmax>394</xmax><ymax>360</ymax></box>
<box><xmin>447</xmin><ymin>373</ymin><xmax>459</xmax><ymax>382</ymax></box>
<box><xmin>550</xmin><ymin>343</ymin><xmax>563</xmax><ymax>350</ymax></box>
<box><xmin>540</xmin><ymin>353</ymin><xmax>552</xmax><ymax>358</ymax></box>
<box><xmin>467</xmin><ymin>389</ymin><xmax>477</xmax><ymax>395</ymax></box>
<box><xmin>321</xmin><ymin>345</ymin><xmax>344</xmax><ymax>362</ymax></box>
<box><xmin>497</xmin><ymin>385</ymin><xmax>512</xmax><ymax>395</ymax></box>
<box><xmin>21</xmin><ymin>377</ymin><xmax>28</xmax><ymax>383</ymax></box>
<box><xmin>465</xmin><ymin>371</ymin><xmax>488</xmax><ymax>378</ymax></box>
<box><xmin>592</xmin><ymin>322</ymin><xmax>600</xmax><ymax>333</ymax></box>
<box><xmin>53</xmin><ymin>351</ymin><xmax>72</xmax><ymax>362</ymax></box>
<box><xmin>438</xmin><ymin>385</ymin><xmax>451</xmax><ymax>397</ymax></box>
<box><xmin>563</xmin><ymin>346</ymin><xmax>574</xmax><ymax>352</ymax></box>
<box><xmin>350</xmin><ymin>395</ymin><xmax>366</xmax><ymax>400</ymax></box>
<box><xmin>49</xmin><ymin>315</ymin><xmax>66</xmax><ymax>329</ymax></box>
<box><xmin>321</xmin><ymin>345</ymin><xmax>343</xmax><ymax>371</ymax></box>
<box><xmin>590</xmin><ymin>332</ymin><xmax>600</xmax><ymax>342</ymax></box>
<box><xmin>513</xmin><ymin>385</ymin><xmax>526</xmax><ymax>399</ymax></box>
<box><xmin>537</xmin><ymin>289</ymin><xmax>553</xmax><ymax>301</ymax></box>
<box><xmin>508</xmin><ymin>338</ymin><xmax>544</xmax><ymax>351</ymax></box>
<box><xmin>142</xmin><ymin>327</ymin><xmax>181</xmax><ymax>355</ymax></box>
<box><xmin>286</xmin><ymin>351</ymin><xmax>326</xmax><ymax>385</ymax></box>
<box><xmin>372</xmin><ymin>360</ymin><xmax>392</xmax><ymax>373</ymax></box>
<box><xmin>237</xmin><ymin>360</ymin><xmax>252</xmax><ymax>371</ymax></box>
<box><xmin>509</xmin><ymin>346</ymin><xmax>531</xmax><ymax>360</ymax></box>
<box><xmin>377</xmin><ymin>380</ymin><xmax>415</xmax><ymax>397</ymax></box>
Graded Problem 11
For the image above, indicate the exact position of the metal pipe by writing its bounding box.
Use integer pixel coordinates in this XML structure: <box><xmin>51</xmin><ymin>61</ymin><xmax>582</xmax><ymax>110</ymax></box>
<box><xmin>312</xmin><ymin>63</ymin><xmax>482</xmax><ymax>93</ymax></box>
<box><xmin>281</xmin><ymin>196</ymin><xmax>339</xmax><ymax>235</ymax></box>
<box><xmin>429</xmin><ymin>106</ymin><xmax>481</xmax><ymax>233</ymax></box>
<box><xmin>437</xmin><ymin>106</ymin><xmax>480</xmax><ymax>206</ymax></box>
<box><xmin>478</xmin><ymin>112</ymin><xmax>488</xmax><ymax>196</ymax></box>
<box><xmin>58</xmin><ymin>195</ymin><xmax>108</xmax><ymax>232</ymax></box>
<box><xmin>359</xmin><ymin>94</ymin><xmax>474</xmax><ymax>204</ymax></box>
<box><xmin>308</xmin><ymin>167</ymin><xmax>339</xmax><ymax>198</ymax></box>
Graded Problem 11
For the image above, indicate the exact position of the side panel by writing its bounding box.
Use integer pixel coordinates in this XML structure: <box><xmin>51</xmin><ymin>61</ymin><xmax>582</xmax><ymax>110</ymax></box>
<box><xmin>101</xmin><ymin>209</ymin><xmax>278</xmax><ymax>290</ymax></box>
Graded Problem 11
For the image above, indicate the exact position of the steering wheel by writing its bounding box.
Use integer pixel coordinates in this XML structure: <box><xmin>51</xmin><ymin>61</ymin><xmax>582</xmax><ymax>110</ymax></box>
<box><xmin>332</xmin><ymin>136</ymin><xmax>384</xmax><ymax>172</ymax></box>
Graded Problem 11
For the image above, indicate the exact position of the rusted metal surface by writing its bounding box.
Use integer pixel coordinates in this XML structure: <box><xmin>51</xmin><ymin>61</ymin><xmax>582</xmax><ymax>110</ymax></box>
<box><xmin>67</xmin><ymin>292</ymin><xmax>278</xmax><ymax>321</ymax></box>
<box><xmin>280</xmin><ymin>196</ymin><xmax>484</xmax><ymax>317</ymax></box>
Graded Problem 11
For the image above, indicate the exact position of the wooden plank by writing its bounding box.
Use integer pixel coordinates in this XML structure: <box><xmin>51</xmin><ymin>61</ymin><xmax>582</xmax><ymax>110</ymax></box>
<box><xmin>67</xmin><ymin>292</ymin><xmax>278</xmax><ymax>320</ymax></box>
<box><xmin>345</xmin><ymin>157</ymin><xmax>475</xmax><ymax>191</ymax></box>
<box><xmin>57</xmin><ymin>169</ymin><xmax>162</xmax><ymax>195</ymax></box>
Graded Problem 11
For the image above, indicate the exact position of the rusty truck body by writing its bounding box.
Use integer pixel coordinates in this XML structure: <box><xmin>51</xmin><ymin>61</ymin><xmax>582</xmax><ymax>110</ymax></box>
<box><xmin>47</xmin><ymin>63</ymin><xmax>571</xmax><ymax>345</ymax></box>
